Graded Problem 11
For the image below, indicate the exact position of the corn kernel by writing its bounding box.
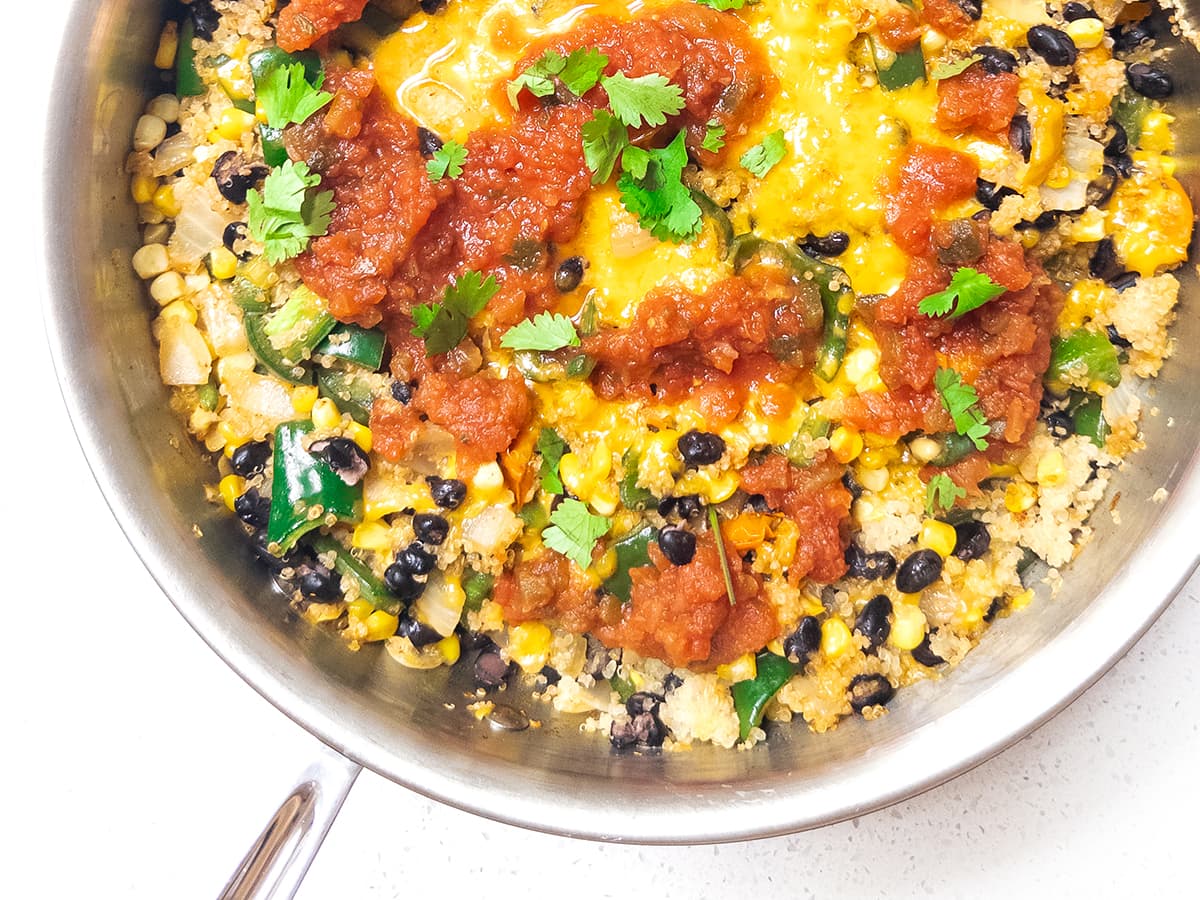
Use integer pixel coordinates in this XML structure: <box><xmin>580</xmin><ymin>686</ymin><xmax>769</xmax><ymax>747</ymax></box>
<box><xmin>889</xmin><ymin>604</ymin><xmax>928</xmax><ymax>651</ymax></box>
<box><xmin>821</xmin><ymin>618</ymin><xmax>853</xmax><ymax>658</ymax></box>
<box><xmin>1070</xmin><ymin>207</ymin><xmax>1107</xmax><ymax>242</ymax></box>
<box><xmin>594</xmin><ymin>547</ymin><xmax>618</xmax><ymax>581</ymax></box>
<box><xmin>146</xmin><ymin>93</ymin><xmax>180</xmax><ymax>124</ymax></box>
<box><xmin>291</xmin><ymin>385</ymin><xmax>319</xmax><ymax>415</ymax></box>
<box><xmin>766</xmin><ymin>638</ymin><xmax>786</xmax><ymax>657</ymax></box>
<box><xmin>351</xmin><ymin>521</ymin><xmax>392</xmax><ymax>552</ymax></box>
<box><xmin>589</xmin><ymin>481</ymin><xmax>620</xmax><ymax>517</ymax></box>
<box><xmin>151</xmin><ymin>184</ymin><xmax>182</xmax><ymax>218</ymax></box>
<box><xmin>909</xmin><ymin>436</ymin><xmax>942</xmax><ymax>463</ymax></box>
<box><xmin>704</xmin><ymin>470</ymin><xmax>741</xmax><ymax>504</ymax></box>
<box><xmin>857</xmin><ymin>465</ymin><xmax>889</xmax><ymax>493</ymax></box>
<box><xmin>1036</xmin><ymin>448</ymin><xmax>1067</xmax><ymax>488</ymax></box>
<box><xmin>219</xmin><ymin>474</ymin><xmax>245</xmax><ymax>512</ymax></box>
<box><xmin>185</xmin><ymin>273</ymin><xmax>211</xmax><ymax>294</ymax></box>
<box><xmin>132</xmin><ymin>242</ymin><xmax>170</xmax><ymax>279</ymax></box>
<box><xmin>346</xmin><ymin>422</ymin><xmax>373</xmax><ymax>454</ymax></box>
<box><xmin>726</xmin><ymin>512</ymin><xmax>772</xmax><ymax>551</ymax></box>
<box><xmin>830</xmin><ymin>426</ymin><xmax>863</xmax><ymax>464</ymax></box>
<box><xmin>149</xmin><ymin>271</ymin><xmax>186</xmax><ymax>305</ymax></box>
<box><xmin>989</xmin><ymin>462</ymin><xmax>1019</xmax><ymax>479</ymax></box>
<box><xmin>1009</xmin><ymin>588</ymin><xmax>1035</xmax><ymax>612</ymax></box>
<box><xmin>208</xmin><ymin>246</ymin><xmax>238</xmax><ymax>281</ymax></box>
<box><xmin>1139</xmin><ymin>111</ymin><xmax>1175</xmax><ymax>155</ymax></box>
<box><xmin>131</xmin><ymin>174</ymin><xmax>158</xmax><ymax>205</ymax></box>
<box><xmin>437</xmin><ymin>634</ymin><xmax>461</xmax><ymax>665</ymax></box>
<box><xmin>154</xmin><ymin>21</ymin><xmax>178</xmax><ymax>70</ymax></box>
<box><xmin>217</xmin><ymin>421</ymin><xmax>244</xmax><ymax>457</ymax></box>
<box><xmin>858</xmin><ymin>448</ymin><xmax>892</xmax><ymax>470</ymax></box>
<box><xmin>1005</xmin><ymin>481</ymin><xmax>1038</xmax><ymax>513</ymax></box>
<box><xmin>216</xmin><ymin>107</ymin><xmax>257</xmax><ymax>141</ymax></box>
<box><xmin>1065</xmin><ymin>17</ymin><xmax>1104</xmax><ymax>49</ymax></box>
<box><xmin>918</xmin><ymin>519</ymin><xmax>957</xmax><ymax>558</ymax></box>
<box><xmin>312</xmin><ymin>397</ymin><xmax>341</xmax><ymax>430</ymax></box>
<box><xmin>716</xmin><ymin>652</ymin><xmax>758</xmax><ymax>684</ymax></box>
<box><xmin>843</xmin><ymin>347</ymin><xmax>881</xmax><ymax>391</ymax></box>
<box><xmin>160</xmin><ymin>299</ymin><xmax>197</xmax><ymax>326</ymax></box>
<box><xmin>363</xmin><ymin>610</ymin><xmax>399</xmax><ymax>643</ymax></box>
<box><xmin>558</xmin><ymin>452</ymin><xmax>586</xmax><ymax>497</ymax></box>
<box><xmin>920</xmin><ymin>28</ymin><xmax>947</xmax><ymax>55</ymax></box>
<box><xmin>508</xmin><ymin>622</ymin><xmax>553</xmax><ymax>672</ymax></box>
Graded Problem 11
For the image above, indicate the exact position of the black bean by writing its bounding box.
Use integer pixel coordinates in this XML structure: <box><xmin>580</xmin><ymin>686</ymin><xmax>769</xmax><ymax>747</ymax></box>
<box><xmin>1046</xmin><ymin>410</ymin><xmax>1074</xmax><ymax>439</ymax></box>
<box><xmin>1029</xmin><ymin>210</ymin><xmax>1063</xmax><ymax>231</ymax></box>
<box><xmin>1104</xmin><ymin>120</ymin><xmax>1128</xmax><ymax>157</ymax></box>
<box><xmin>799</xmin><ymin>231</ymin><xmax>851</xmax><ymax>257</ymax></box>
<box><xmin>747</xmin><ymin>493</ymin><xmax>771</xmax><ymax>514</ymax></box>
<box><xmin>1109</xmin><ymin>272</ymin><xmax>1139</xmax><ymax>293</ymax></box>
<box><xmin>911</xmin><ymin>633</ymin><xmax>946</xmax><ymax>667</ymax></box>
<box><xmin>390</xmin><ymin>380</ymin><xmax>415</xmax><ymax>404</ymax></box>
<box><xmin>1089</xmin><ymin>237</ymin><xmax>1123</xmax><ymax>282</ymax></box>
<box><xmin>420</xmin><ymin>0</ymin><xmax>449</xmax><ymax>13</ymax></box>
<box><xmin>210</xmin><ymin>151</ymin><xmax>268</xmax><ymax>205</ymax></box>
<box><xmin>222</xmin><ymin>221</ymin><xmax>251</xmax><ymax>259</ymax></box>
<box><xmin>783</xmin><ymin>616</ymin><xmax>821</xmax><ymax>666</ymax></box>
<box><xmin>426</xmin><ymin>476</ymin><xmax>467</xmax><ymax>509</ymax></box>
<box><xmin>976</xmin><ymin>46</ymin><xmax>1018</xmax><ymax>75</ymax></box>
<box><xmin>951</xmin><ymin>0</ymin><xmax>982</xmax><ymax>21</ymax></box>
<box><xmin>610</xmin><ymin>711</ymin><xmax>666</xmax><ymax>749</ymax></box>
<box><xmin>234</xmin><ymin>488</ymin><xmax>270</xmax><ymax>528</ymax></box>
<box><xmin>1062</xmin><ymin>2</ymin><xmax>1098</xmax><ymax>21</ymax></box>
<box><xmin>539</xmin><ymin>665</ymin><xmax>562</xmax><ymax>686</ymax></box>
<box><xmin>983</xmin><ymin>597</ymin><xmax>1006</xmax><ymax>623</ymax></box>
<box><xmin>952</xmin><ymin>520</ymin><xmax>991</xmax><ymax>561</ymax></box>
<box><xmin>1109</xmin><ymin>151</ymin><xmax>1134</xmax><ymax>179</ymax></box>
<box><xmin>976</xmin><ymin>178</ymin><xmax>1019</xmax><ymax>212</ymax></box>
<box><xmin>673</xmin><ymin>495</ymin><xmax>704</xmax><ymax>520</ymax></box>
<box><xmin>384</xmin><ymin>564</ymin><xmax>426</xmax><ymax>601</ymax></box>
<box><xmin>626</xmin><ymin>692</ymin><xmax>664</xmax><ymax>717</ymax></box>
<box><xmin>854</xmin><ymin>595</ymin><xmax>893</xmax><ymax>652</ymax></box>
<box><xmin>299</xmin><ymin>565</ymin><xmax>340</xmax><ymax>601</ymax></box>
<box><xmin>1106</xmin><ymin>324</ymin><xmax>1133</xmax><ymax>349</ymax></box>
<box><xmin>1111</xmin><ymin>22</ymin><xmax>1153</xmax><ymax>55</ymax></box>
<box><xmin>190</xmin><ymin>1</ymin><xmax>221</xmax><ymax>41</ymax></box>
<box><xmin>1027</xmin><ymin>25</ymin><xmax>1078</xmax><ymax>67</ymax></box>
<box><xmin>848</xmin><ymin>674</ymin><xmax>895</xmax><ymax>712</ymax></box>
<box><xmin>896</xmin><ymin>549</ymin><xmax>943</xmax><ymax>593</ymax></box>
<box><xmin>417</xmin><ymin>127</ymin><xmax>443</xmax><ymax>157</ymax></box>
<box><xmin>677</xmin><ymin>430</ymin><xmax>726</xmax><ymax>466</ymax></box>
<box><xmin>230</xmin><ymin>440</ymin><xmax>271</xmax><ymax>477</ymax></box>
<box><xmin>844</xmin><ymin>543</ymin><xmax>897</xmax><ymax>581</ymax></box>
<box><xmin>1085</xmin><ymin>164</ymin><xmax>1118</xmax><ymax>209</ymax></box>
<box><xmin>662</xmin><ymin>673</ymin><xmax>684</xmax><ymax>694</ymax></box>
<box><xmin>395</xmin><ymin>614</ymin><xmax>442</xmax><ymax>647</ymax></box>
<box><xmin>842</xmin><ymin>470</ymin><xmax>863</xmax><ymax>502</ymax></box>
<box><xmin>554</xmin><ymin>256</ymin><xmax>586</xmax><ymax>292</ymax></box>
<box><xmin>474</xmin><ymin>648</ymin><xmax>513</xmax><ymax>689</ymax></box>
<box><xmin>658</xmin><ymin>528</ymin><xmax>697</xmax><ymax>566</ymax></box>
<box><xmin>1126</xmin><ymin>63</ymin><xmax>1173</xmax><ymax>99</ymax></box>
<box><xmin>1009</xmin><ymin>114</ymin><xmax>1032</xmax><ymax>162</ymax></box>
<box><xmin>397</xmin><ymin>542</ymin><xmax>437</xmax><ymax>575</ymax></box>
<box><xmin>413</xmin><ymin>512</ymin><xmax>450</xmax><ymax>545</ymax></box>
<box><xmin>249</xmin><ymin>529</ymin><xmax>305</xmax><ymax>574</ymax></box>
<box><xmin>309</xmin><ymin>438</ymin><xmax>370</xmax><ymax>487</ymax></box>
<box><xmin>458</xmin><ymin>630</ymin><xmax>494</xmax><ymax>652</ymax></box>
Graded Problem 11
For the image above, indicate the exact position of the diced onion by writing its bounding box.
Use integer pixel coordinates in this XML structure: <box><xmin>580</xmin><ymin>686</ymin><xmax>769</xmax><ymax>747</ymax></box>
<box><xmin>222</xmin><ymin>368</ymin><xmax>295</xmax><ymax>425</ymax></box>
<box><xmin>1063</xmin><ymin>134</ymin><xmax>1104</xmax><ymax>179</ymax></box>
<box><xmin>170</xmin><ymin>183</ymin><xmax>234</xmax><ymax>265</ymax></box>
<box><xmin>462</xmin><ymin>505</ymin><xmax>523</xmax><ymax>557</ymax></box>
<box><xmin>610</xmin><ymin>215</ymin><xmax>659</xmax><ymax>259</ymax></box>
<box><xmin>158</xmin><ymin>318</ymin><xmax>212</xmax><ymax>385</ymax></box>
<box><xmin>413</xmin><ymin>571</ymin><xmax>466</xmax><ymax>637</ymax></box>
<box><xmin>150</xmin><ymin>132</ymin><xmax>195</xmax><ymax>177</ymax></box>
<box><xmin>1040</xmin><ymin>179</ymin><xmax>1088</xmax><ymax>211</ymax></box>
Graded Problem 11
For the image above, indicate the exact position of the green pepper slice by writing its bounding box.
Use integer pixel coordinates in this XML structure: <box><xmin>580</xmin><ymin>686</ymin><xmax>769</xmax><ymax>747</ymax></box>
<box><xmin>1111</xmin><ymin>87</ymin><xmax>1152</xmax><ymax>148</ymax></box>
<box><xmin>306</xmin><ymin>533</ymin><xmax>399</xmax><ymax>615</ymax></box>
<box><xmin>175</xmin><ymin>19</ymin><xmax>205</xmax><ymax>97</ymax></box>
<box><xmin>461</xmin><ymin>569</ymin><xmax>495</xmax><ymax>614</ymax></box>
<box><xmin>869</xmin><ymin>1</ymin><xmax>924</xmax><ymax>91</ymax></box>
<box><xmin>731</xmin><ymin>651</ymin><xmax>797</xmax><ymax>742</ymax></box>
<box><xmin>618</xmin><ymin>449</ymin><xmax>654</xmax><ymax>511</ymax></box>
<box><xmin>732</xmin><ymin>237</ymin><xmax>853</xmax><ymax>381</ymax></box>
<box><xmin>245</xmin><ymin>314</ymin><xmax>314</xmax><ymax>385</ymax></box>
<box><xmin>263</xmin><ymin>285</ymin><xmax>338</xmax><ymax>365</ymax></box>
<box><xmin>231</xmin><ymin>276</ymin><xmax>270</xmax><ymax>313</ymax></box>
<box><xmin>316</xmin><ymin>368</ymin><xmax>374</xmax><ymax>426</ymax></box>
<box><xmin>1048</xmin><ymin>328</ymin><xmax>1121</xmax><ymax>390</ymax></box>
<box><xmin>782</xmin><ymin>405</ymin><xmax>831</xmax><ymax>467</ymax></box>
<box><xmin>1070</xmin><ymin>394</ymin><xmax>1109</xmax><ymax>448</ymax></box>
<box><xmin>610</xmin><ymin>671</ymin><xmax>637</xmax><ymax>704</ymax></box>
<box><xmin>268</xmin><ymin>420</ymin><xmax>363</xmax><ymax>553</ymax></box>
<box><xmin>926</xmin><ymin>432</ymin><xmax>976</xmax><ymax>468</ymax></box>
<box><xmin>602</xmin><ymin>524</ymin><xmax>658</xmax><ymax>604</ymax></box>
<box><xmin>316</xmin><ymin>324</ymin><xmax>387</xmax><ymax>370</ymax></box>
<box><xmin>691</xmin><ymin>189</ymin><xmax>735</xmax><ymax>259</ymax></box>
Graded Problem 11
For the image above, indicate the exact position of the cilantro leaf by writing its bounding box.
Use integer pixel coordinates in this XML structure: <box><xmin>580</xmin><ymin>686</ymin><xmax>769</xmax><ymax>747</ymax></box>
<box><xmin>930</xmin><ymin>54</ymin><xmax>983</xmax><ymax>81</ymax></box>
<box><xmin>426</xmin><ymin>139</ymin><xmax>467</xmax><ymax>181</ymax></box>
<box><xmin>247</xmin><ymin>161</ymin><xmax>334</xmax><ymax>265</ymax></box>
<box><xmin>925</xmin><ymin>473</ymin><xmax>967</xmax><ymax>516</ymax></box>
<box><xmin>259</xmin><ymin>63</ymin><xmax>333</xmax><ymax>129</ymax></box>
<box><xmin>917</xmin><ymin>267</ymin><xmax>1007</xmax><ymax>319</ymax></box>
<box><xmin>740</xmin><ymin>129</ymin><xmax>787</xmax><ymax>178</ymax></box>
<box><xmin>500</xmin><ymin>312</ymin><xmax>581</xmax><ymax>352</ymax></box>
<box><xmin>543</xmin><ymin>498</ymin><xmax>611</xmax><ymax>569</ymax></box>
<box><xmin>621</xmin><ymin>145</ymin><xmax>650</xmax><ymax>180</ymax></box>
<box><xmin>701</xmin><ymin>120</ymin><xmax>726</xmax><ymax>153</ymax></box>
<box><xmin>537</xmin><ymin>428</ymin><xmax>568</xmax><ymax>495</ymax></box>
<box><xmin>695</xmin><ymin>0</ymin><xmax>756</xmax><ymax>8</ymax></box>
<box><xmin>934</xmin><ymin>367</ymin><xmax>990</xmax><ymax>451</ymax></box>
<box><xmin>508</xmin><ymin>48</ymin><xmax>610</xmax><ymax>107</ymax></box>
<box><xmin>616</xmin><ymin>130</ymin><xmax>702</xmax><ymax>243</ymax></box>
<box><xmin>410</xmin><ymin>270</ymin><xmax>499</xmax><ymax>355</ymax></box>
<box><xmin>581</xmin><ymin>110</ymin><xmax>629</xmax><ymax>183</ymax></box>
<box><xmin>600</xmin><ymin>72</ymin><xmax>685</xmax><ymax>128</ymax></box>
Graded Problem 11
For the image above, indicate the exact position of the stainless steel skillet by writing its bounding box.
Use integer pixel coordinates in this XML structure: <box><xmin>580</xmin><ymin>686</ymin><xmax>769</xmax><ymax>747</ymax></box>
<box><xmin>41</xmin><ymin>1</ymin><xmax>1200</xmax><ymax>896</ymax></box>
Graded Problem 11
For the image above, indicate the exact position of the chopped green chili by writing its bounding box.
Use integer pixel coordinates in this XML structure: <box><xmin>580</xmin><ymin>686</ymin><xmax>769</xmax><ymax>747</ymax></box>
<box><xmin>268</xmin><ymin>420</ymin><xmax>363</xmax><ymax>553</ymax></box>
<box><xmin>731</xmin><ymin>652</ymin><xmax>797</xmax><ymax>741</ymax></box>
<box><xmin>602</xmin><ymin>524</ymin><xmax>658</xmax><ymax>603</ymax></box>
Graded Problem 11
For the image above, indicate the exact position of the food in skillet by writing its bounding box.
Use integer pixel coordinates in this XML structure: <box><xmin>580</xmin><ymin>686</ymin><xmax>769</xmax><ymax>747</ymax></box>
<box><xmin>127</xmin><ymin>0</ymin><xmax>1193</xmax><ymax>748</ymax></box>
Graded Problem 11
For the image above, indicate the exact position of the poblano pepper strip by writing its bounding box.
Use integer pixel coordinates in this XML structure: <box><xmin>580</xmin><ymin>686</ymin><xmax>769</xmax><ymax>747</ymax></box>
<box><xmin>618</xmin><ymin>449</ymin><xmax>654</xmax><ymax>511</ymax></box>
<box><xmin>602</xmin><ymin>524</ymin><xmax>658</xmax><ymax>603</ymax></box>
<box><xmin>869</xmin><ymin>0</ymin><xmax>925</xmax><ymax>91</ymax></box>
<box><xmin>263</xmin><ymin>285</ymin><xmax>338</xmax><ymax>365</ymax></box>
<box><xmin>926</xmin><ymin>431</ymin><xmax>976</xmax><ymax>468</ymax></box>
<box><xmin>244</xmin><ymin>314</ymin><xmax>313</xmax><ymax>385</ymax></box>
<box><xmin>248</xmin><ymin>47</ymin><xmax>324</xmax><ymax>166</ymax></box>
<box><xmin>268</xmin><ymin>420</ymin><xmax>363</xmax><ymax>553</ymax></box>
<box><xmin>175</xmin><ymin>19</ymin><xmax>205</xmax><ymax>97</ymax></box>
<box><xmin>316</xmin><ymin>323</ymin><xmax>387</xmax><ymax>370</ymax></box>
<box><xmin>316</xmin><ymin>368</ymin><xmax>374</xmax><ymax>426</ymax></box>
<box><xmin>306</xmin><ymin>533</ymin><xmax>399</xmax><ymax>615</ymax></box>
<box><xmin>1071</xmin><ymin>394</ymin><xmax>1109</xmax><ymax>448</ymax></box>
<box><xmin>691</xmin><ymin>189</ymin><xmax>735</xmax><ymax>259</ymax></box>
<box><xmin>732</xmin><ymin>237</ymin><xmax>853</xmax><ymax>381</ymax></box>
<box><xmin>731</xmin><ymin>652</ymin><xmax>797</xmax><ymax>742</ymax></box>
<box><xmin>1048</xmin><ymin>328</ymin><xmax>1122</xmax><ymax>390</ymax></box>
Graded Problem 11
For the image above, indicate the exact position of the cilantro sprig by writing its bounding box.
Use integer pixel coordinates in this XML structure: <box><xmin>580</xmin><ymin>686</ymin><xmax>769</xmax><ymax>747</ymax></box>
<box><xmin>740</xmin><ymin>129</ymin><xmax>787</xmax><ymax>178</ymax></box>
<box><xmin>258</xmin><ymin>63</ymin><xmax>333</xmax><ymax>129</ymax></box>
<box><xmin>934</xmin><ymin>367</ymin><xmax>990</xmax><ymax>451</ymax></box>
<box><xmin>537</xmin><ymin>428</ymin><xmax>568</xmax><ymax>495</ymax></box>
<box><xmin>508</xmin><ymin>48</ymin><xmax>610</xmax><ymax>107</ymax></box>
<box><xmin>601</xmin><ymin>72</ymin><xmax>685</xmax><ymax>127</ymax></box>
<box><xmin>616</xmin><ymin>131</ymin><xmax>702</xmax><ymax>243</ymax></box>
<box><xmin>426</xmin><ymin>139</ymin><xmax>467</xmax><ymax>181</ymax></box>
<box><xmin>925</xmin><ymin>473</ymin><xmax>967</xmax><ymax>516</ymax></box>
<box><xmin>918</xmin><ymin>267</ymin><xmax>1006</xmax><ymax>319</ymax></box>
<box><xmin>246</xmin><ymin>161</ymin><xmax>335</xmax><ymax>265</ymax></box>
<box><xmin>500</xmin><ymin>312</ymin><xmax>581</xmax><ymax>352</ymax></box>
<box><xmin>411</xmin><ymin>270</ymin><xmax>498</xmax><ymax>355</ymax></box>
<box><xmin>543</xmin><ymin>498</ymin><xmax>611</xmax><ymax>569</ymax></box>
<box><xmin>695</xmin><ymin>0</ymin><xmax>757</xmax><ymax>8</ymax></box>
<box><xmin>930</xmin><ymin>55</ymin><xmax>983</xmax><ymax>81</ymax></box>
<box><xmin>701</xmin><ymin>120</ymin><xmax>726</xmax><ymax>153</ymax></box>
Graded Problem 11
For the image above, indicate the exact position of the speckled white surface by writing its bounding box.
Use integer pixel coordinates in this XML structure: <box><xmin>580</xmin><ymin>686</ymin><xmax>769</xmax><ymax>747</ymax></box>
<box><xmin>7</xmin><ymin>6</ymin><xmax>1198</xmax><ymax>897</ymax></box>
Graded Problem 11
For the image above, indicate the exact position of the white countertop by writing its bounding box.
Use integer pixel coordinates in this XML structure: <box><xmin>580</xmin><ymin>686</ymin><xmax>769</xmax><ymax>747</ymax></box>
<box><xmin>7</xmin><ymin>5</ymin><xmax>1197</xmax><ymax>897</ymax></box>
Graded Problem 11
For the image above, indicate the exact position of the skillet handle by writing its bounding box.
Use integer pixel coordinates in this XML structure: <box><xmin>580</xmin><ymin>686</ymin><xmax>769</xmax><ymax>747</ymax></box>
<box><xmin>218</xmin><ymin>744</ymin><xmax>362</xmax><ymax>900</ymax></box>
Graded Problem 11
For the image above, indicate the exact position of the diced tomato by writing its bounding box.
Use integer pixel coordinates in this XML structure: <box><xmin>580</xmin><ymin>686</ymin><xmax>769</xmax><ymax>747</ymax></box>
<box><xmin>937</xmin><ymin>67</ymin><xmax>1020</xmax><ymax>136</ymax></box>
<box><xmin>884</xmin><ymin>142</ymin><xmax>980</xmax><ymax>255</ymax></box>
<box><xmin>276</xmin><ymin>0</ymin><xmax>369</xmax><ymax>52</ymax></box>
